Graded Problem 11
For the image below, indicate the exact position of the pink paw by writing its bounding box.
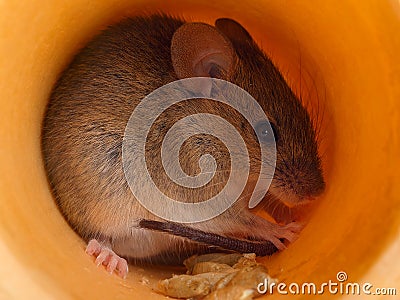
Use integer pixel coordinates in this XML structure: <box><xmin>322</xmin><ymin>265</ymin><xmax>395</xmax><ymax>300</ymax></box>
<box><xmin>279</xmin><ymin>222</ymin><xmax>303</xmax><ymax>242</ymax></box>
<box><xmin>271</xmin><ymin>222</ymin><xmax>303</xmax><ymax>250</ymax></box>
<box><xmin>85</xmin><ymin>239</ymin><xmax>129</xmax><ymax>278</ymax></box>
<box><xmin>254</xmin><ymin>218</ymin><xmax>303</xmax><ymax>250</ymax></box>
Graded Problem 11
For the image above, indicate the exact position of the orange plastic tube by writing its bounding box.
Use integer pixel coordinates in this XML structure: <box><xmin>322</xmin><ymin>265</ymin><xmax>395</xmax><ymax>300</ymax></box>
<box><xmin>1</xmin><ymin>0</ymin><xmax>399</xmax><ymax>299</ymax></box>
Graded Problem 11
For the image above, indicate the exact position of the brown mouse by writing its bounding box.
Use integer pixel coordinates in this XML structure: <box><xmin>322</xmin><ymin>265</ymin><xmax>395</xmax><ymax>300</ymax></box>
<box><xmin>41</xmin><ymin>14</ymin><xmax>325</xmax><ymax>278</ymax></box>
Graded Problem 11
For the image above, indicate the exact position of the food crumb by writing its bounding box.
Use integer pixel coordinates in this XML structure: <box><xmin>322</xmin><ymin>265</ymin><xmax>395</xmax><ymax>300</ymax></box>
<box><xmin>157</xmin><ymin>253</ymin><xmax>277</xmax><ymax>299</ymax></box>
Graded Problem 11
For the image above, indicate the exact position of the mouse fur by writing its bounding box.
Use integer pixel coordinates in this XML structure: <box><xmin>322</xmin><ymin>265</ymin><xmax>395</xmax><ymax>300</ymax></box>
<box><xmin>42</xmin><ymin>14</ymin><xmax>325</xmax><ymax>271</ymax></box>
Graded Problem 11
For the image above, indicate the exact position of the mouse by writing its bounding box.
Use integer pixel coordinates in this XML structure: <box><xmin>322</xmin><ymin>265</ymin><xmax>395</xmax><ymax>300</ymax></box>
<box><xmin>41</xmin><ymin>14</ymin><xmax>325</xmax><ymax>278</ymax></box>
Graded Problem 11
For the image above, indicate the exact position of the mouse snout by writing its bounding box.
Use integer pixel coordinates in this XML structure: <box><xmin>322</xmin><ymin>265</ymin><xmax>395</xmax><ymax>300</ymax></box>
<box><xmin>288</xmin><ymin>167</ymin><xmax>325</xmax><ymax>199</ymax></box>
<box><xmin>272</xmin><ymin>161</ymin><xmax>325</xmax><ymax>206</ymax></box>
<box><xmin>289</xmin><ymin>170</ymin><xmax>325</xmax><ymax>199</ymax></box>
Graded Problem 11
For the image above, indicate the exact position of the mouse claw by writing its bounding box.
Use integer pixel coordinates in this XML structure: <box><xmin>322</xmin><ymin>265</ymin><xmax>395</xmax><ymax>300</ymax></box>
<box><xmin>86</xmin><ymin>239</ymin><xmax>129</xmax><ymax>278</ymax></box>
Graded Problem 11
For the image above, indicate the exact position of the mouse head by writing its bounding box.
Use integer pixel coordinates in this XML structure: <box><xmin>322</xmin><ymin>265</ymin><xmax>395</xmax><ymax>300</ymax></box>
<box><xmin>170</xmin><ymin>19</ymin><xmax>325</xmax><ymax>207</ymax></box>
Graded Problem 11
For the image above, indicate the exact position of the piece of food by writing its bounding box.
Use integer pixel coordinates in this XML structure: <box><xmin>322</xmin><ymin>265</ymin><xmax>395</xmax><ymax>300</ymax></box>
<box><xmin>184</xmin><ymin>253</ymin><xmax>243</xmax><ymax>273</ymax></box>
<box><xmin>158</xmin><ymin>274</ymin><xmax>210</xmax><ymax>298</ymax></box>
<box><xmin>191</xmin><ymin>261</ymin><xmax>235</xmax><ymax>275</ymax></box>
<box><xmin>157</xmin><ymin>253</ymin><xmax>277</xmax><ymax>299</ymax></box>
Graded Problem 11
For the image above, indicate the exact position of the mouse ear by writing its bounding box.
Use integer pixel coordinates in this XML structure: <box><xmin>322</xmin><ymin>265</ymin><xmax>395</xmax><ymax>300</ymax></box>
<box><xmin>171</xmin><ymin>22</ymin><xmax>235</xmax><ymax>79</ymax></box>
<box><xmin>215</xmin><ymin>18</ymin><xmax>253</xmax><ymax>45</ymax></box>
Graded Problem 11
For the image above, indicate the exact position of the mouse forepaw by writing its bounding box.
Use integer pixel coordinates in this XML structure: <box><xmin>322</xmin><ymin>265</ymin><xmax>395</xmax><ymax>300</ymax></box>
<box><xmin>276</xmin><ymin>221</ymin><xmax>303</xmax><ymax>244</ymax></box>
<box><xmin>85</xmin><ymin>239</ymin><xmax>129</xmax><ymax>278</ymax></box>
<box><xmin>284</xmin><ymin>221</ymin><xmax>303</xmax><ymax>234</ymax></box>
<box><xmin>253</xmin><ymin>219</ymin><xmax>303</xmax><ymax>250</ymax></box>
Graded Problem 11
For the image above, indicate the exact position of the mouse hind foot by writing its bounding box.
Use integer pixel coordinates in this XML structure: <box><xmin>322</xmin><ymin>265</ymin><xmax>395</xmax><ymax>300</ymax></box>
<box><xmin>85</xmin><ymin>239</ymin><xmax>129</xmax><ymax>278</ymax></box>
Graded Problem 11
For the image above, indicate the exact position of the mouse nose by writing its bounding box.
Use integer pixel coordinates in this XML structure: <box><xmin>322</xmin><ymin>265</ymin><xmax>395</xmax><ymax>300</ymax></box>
<box><xmin>282</xmin><ymin>166</ymin><xmax>325</xmax><ymax>201</ymax></box>
<box><xmin>294</xmin><ymin>172</ymin><xmax>325</xmax><ymax>199</ymax></box>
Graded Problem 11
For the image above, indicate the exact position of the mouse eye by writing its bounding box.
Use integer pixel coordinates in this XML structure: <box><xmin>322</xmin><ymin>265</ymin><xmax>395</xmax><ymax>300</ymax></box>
<box><xmin>254</xmin><ymin>121</ymin><xmax>278</xmax><ymax>144</ymax></box>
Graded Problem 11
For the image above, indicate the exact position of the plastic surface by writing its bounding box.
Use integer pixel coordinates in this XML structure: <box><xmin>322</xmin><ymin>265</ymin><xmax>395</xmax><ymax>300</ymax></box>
<box><xmin>1</xmin><ymin>0</ymin><xmax>399</xmax><ymax>299</ymax></box>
